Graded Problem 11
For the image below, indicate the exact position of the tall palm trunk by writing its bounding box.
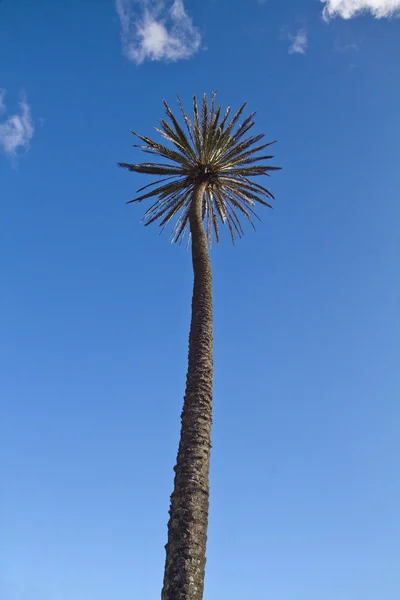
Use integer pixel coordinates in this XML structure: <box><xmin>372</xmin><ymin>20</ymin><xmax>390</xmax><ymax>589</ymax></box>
<box><xmin>162</xmin><ymin>181</ymin><xmax>213</xmax><ymax>600</ymax></box>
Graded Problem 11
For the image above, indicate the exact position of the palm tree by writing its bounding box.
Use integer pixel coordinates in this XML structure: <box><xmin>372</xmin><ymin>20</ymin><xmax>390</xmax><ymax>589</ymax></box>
<box><xmin>119</xmin><ymin>92</ymin><xmax>280</xmax><ymax>600</ymax></box>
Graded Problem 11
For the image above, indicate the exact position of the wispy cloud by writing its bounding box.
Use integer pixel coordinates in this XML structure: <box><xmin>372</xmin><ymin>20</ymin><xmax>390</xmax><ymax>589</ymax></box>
<box><xmin>115</xmin><ymin>0</ymin><xmax>201</xmax><ymax>64</ymax></box>
<box><xmin>285</xmin><ymin>29</ymin><xmax>308</xmax><ymax>55</ymax></box>
<box><xmin>334</xmin><ymin>39</ymin><xmax>360</xmax><ymax>51</ymax></box>
<box><xmin>0</xmin><ymin>89</ymin><xmax>6</xmax><ymax>115</ymax></box>
<box><xmin>321</xmin><ymin>0</ymin><xmax>400</xmax><ymax>20</ymax></box>
<box><xmin>0</xmin><ymin>92</ymin><xmax>35</xmax><ymax>157</ymax></box>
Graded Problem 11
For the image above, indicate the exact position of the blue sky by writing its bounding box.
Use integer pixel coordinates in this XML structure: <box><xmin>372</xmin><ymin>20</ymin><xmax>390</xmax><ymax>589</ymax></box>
<box><xmin>1</xmin><ymin>0</ymin><xmax>399</xmax><ymax>599</ymax></box>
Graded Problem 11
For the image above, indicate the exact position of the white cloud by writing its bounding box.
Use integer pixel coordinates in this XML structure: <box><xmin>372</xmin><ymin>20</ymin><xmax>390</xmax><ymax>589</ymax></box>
<box><xmin>0</xmin><ymin>93</ymin><xmax>35</xmax><ymax>157</ymax></box>
<box><xmin>115</xmin><ymin>0</ymin><xmax>201</xmax><ymax>64</ymax></box>
<box><xmin>287</xmin><ymin>29</ymin><xmax>308</xmax><ymax>54</ymax></box>
<box><xmin>321</xmin><ymin>0</ymin><xmax>400</xmax><ymax>20</ymax></box>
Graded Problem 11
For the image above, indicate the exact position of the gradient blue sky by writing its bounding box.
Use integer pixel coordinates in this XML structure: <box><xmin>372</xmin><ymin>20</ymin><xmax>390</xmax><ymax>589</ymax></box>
<box><xmin>1</xmin><ymin>1</ymin><xmax>399</xmax><ymax>599</ymax></box>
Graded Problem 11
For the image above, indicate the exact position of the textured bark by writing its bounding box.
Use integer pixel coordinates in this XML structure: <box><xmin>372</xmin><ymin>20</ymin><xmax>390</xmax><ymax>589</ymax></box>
<box><xmin>162</xmin><ymin>181</ymin><xmax>213</xmax><ymax>600</ymax></box>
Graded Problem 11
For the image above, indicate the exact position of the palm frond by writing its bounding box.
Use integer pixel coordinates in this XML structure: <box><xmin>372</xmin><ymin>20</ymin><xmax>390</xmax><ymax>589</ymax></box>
<box><xmin>192</xmin><ymin>95</ymin><xmax>203</xmax><ymax>160</ymax></box>
<box><xmin>128</xmin><ymin>179</ymin><xmax>187</xmax><ymax>205</ymax></box>
<box><xmin>176</xmin><ymin>95</ymin><xmax>197</xmax><ymax>150</ymax></box>
<box><xmin>119</xmin><ymin>93</ymin><xmax>280</xmax><ymax>244</ymax></box>
<box><xmin>161</xmin><ymin>100</ymin><xmax>197</xmax><ymax>162</ymax></box>
<box><xmin>119</xmin><ymin>162</ymin><xmax>184</xmax><ymax>176</ymax></box>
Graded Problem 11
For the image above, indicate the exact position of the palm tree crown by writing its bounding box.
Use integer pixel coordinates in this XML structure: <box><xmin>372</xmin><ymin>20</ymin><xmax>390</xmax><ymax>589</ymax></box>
<box><xmin>119</xmin><ymin>92</ymin><xmax>280</xmax><ymax>244</ymax></box>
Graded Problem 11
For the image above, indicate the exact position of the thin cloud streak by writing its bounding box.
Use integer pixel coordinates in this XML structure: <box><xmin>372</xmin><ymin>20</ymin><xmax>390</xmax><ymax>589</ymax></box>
<box><xmin>115</xmin><ymin>0</ymin><xmax>201</xmax><ymax>64</ymax></box>
<box><xmin>0</xmin><ymin>89</ymin><xmax>6</xmax><ymax>114</ymax></box>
